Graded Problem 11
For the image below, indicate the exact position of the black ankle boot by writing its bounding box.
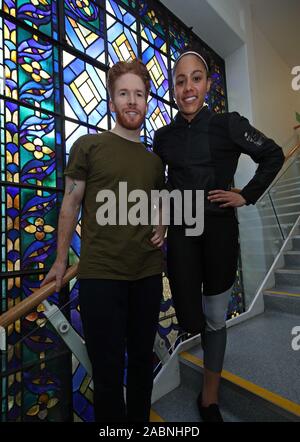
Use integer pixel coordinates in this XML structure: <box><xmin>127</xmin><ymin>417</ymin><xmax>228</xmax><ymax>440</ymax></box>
<box><xmin>197</xmin><ymin>393</ymin><xmax>224</xmax><ymax>422</ymax></box>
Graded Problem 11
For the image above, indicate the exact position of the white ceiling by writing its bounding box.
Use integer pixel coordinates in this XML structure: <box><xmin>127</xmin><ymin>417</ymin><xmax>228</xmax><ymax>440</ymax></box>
<box><xmin>161</xmin><ymin>0</ymin><xmax>300</xmax><ymax>68</ymax></box>
<box><xmin>160</xmin><ymin>0</ymin><xmax>243</xmax><ymax>58</ymax></box>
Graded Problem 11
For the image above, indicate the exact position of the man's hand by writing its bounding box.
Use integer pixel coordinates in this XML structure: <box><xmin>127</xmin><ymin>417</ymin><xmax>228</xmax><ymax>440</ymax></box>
<box><xmin>40</xmin><ymin>260</ymin><xmax>67</xmax><ymax>292</ymax></box>
<box><xmin>150</xmin><ymin>225</ymin><xmax>167</xmax><ymax>248</ymax></box>
<box><xmin>208</xmin><ymin>190</ymin><xmax>246</xmax><ymax>208</ymax></box>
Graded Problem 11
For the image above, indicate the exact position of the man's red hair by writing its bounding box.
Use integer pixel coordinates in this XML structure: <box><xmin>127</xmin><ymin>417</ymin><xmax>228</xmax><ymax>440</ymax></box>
<box><xmin>107</xmin><ymin>58</ymin><xmax>151</xmax><ymax>99</ymax></box>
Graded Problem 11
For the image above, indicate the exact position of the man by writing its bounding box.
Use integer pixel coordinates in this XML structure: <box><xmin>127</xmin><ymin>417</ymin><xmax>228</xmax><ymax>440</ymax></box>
<box><xmin>42</xmin><ymin>59</ymin><xmax>165</xmax><ymax>422</ymax></box>
<box><xmin>153</xmin><ymin>47</ymin><xmax>285</xmax><ymax>422</ymax></box>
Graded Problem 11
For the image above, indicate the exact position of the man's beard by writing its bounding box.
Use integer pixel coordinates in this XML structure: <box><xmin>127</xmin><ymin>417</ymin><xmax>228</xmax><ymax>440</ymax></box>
<box><xmin>115</xmin><ymin>109</ymin><xmax>145</xmax><ymax>130</ymax></box>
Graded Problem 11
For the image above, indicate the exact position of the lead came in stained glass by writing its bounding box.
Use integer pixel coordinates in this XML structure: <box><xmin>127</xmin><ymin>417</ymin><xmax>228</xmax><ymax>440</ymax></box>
<box><xmin>141</xmin><ymin>23</ymin><xmax>167</xmax><ymax>54</ymax></box>
<box><xmin>142</xmin><ymin>43</ymin><xmax>169</xmax><ymax>100</ymax></box>
<box><xmin>2</xmin><ymin>20</ymin><xmax>61</xmax><ymax>112</ymax></box>
<box><xmin>63</xmin><ymin>52</ymin><xmax>108</xmax><ymax>128</ymax></box>
<box><xmin>138</xmin><ymin>0</ymin><xmax>166</xmax><ymax>38</ymax></box>
<box><xmin>145</xmin><ymin>97</ymin><xmax>171</xmax><ymax>144</ymax></box>
<box><xmin>3</xmin><ymin>0</ymin><xmax>58</xmax><ymax>39</ymax></box>
<box><xmin>106</xmin><ymin>0</ymin><xmax>136</xmax><ymax>30</ymax></box>
<box><xmin>107</xmin><ymin>16</ymin><xmax>137</xmax><ymax>64</ymax></box>
<box><xmin>65</xmin><ymin>4</ymin><xmax>106</xmax><ymax>63</ymax></box>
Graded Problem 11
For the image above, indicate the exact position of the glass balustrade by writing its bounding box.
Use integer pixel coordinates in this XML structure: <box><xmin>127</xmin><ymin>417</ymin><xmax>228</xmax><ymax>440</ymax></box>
<box><xmin>238</xmin><ymin>144</ymin><xmax>300</xmax><ymax>309</ymax></box>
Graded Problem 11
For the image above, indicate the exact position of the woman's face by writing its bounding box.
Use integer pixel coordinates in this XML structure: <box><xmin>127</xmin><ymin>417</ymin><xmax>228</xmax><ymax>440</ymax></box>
<box><xmin>173</xmin><ymin>54</ymin><xmax>211</xmax><ymax>122</ymax></box>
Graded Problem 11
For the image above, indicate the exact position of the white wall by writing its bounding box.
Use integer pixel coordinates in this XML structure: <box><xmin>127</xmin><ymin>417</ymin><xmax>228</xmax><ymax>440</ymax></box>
<box><xmin>206</xmin><ymin>0</ymin><xmax>299</xmax><ymax>150</ymax></box>
<box><xmin>206</xmin><ymin>0</ymin><xmax>246</xmax><ymax>41</ymax></box>
<box><xmin>251</xmin><ymin>22</ymin><xmax>300</xmax><ymax>150</ymax></box>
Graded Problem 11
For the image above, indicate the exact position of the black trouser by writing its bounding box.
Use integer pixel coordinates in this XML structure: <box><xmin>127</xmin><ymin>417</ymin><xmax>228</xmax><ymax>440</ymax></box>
<box><xmin>78</xmin><ymin>275</ymin><xmax>162</xmax><ymax>423</ymax></box>
<box><xmin>167</xmin><ymin>215</ymin><xmax>239</xmax><ymax>372</ymax></box>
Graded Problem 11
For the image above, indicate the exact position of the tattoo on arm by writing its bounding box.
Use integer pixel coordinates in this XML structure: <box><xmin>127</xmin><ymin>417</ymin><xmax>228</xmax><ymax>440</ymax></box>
<box><xmin>68</xmin><ymin>181</ymin><xmax>77</xmax><ymax>195</ymax></box>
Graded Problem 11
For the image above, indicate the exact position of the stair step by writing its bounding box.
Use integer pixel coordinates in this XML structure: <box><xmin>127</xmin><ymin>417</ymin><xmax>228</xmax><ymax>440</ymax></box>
<box><xmin>190</xmin><ymin>312</ymin><xmax>300</xmax><ymax>411</ymax></box>
<box><xmin>243</xmin><ymin>215</ymin><xmax>300</xmax><ymax>227</ymax></box>
<box><xmin>240</xmin><ymin>223</ymin><xmax>293</xmax><ymax>235</ymax></box>
<box><xmin>265</xmin><ymin>285</ymin><xmax>300</xmax><ymax>294</ymax></box>
<box><xmin>271</xmin><ymin>187</ymin><xmax>300</xmax><ymax>197</ymax></box>
<box><xmin>284</xmin><ymin>251</ymin><xmax>300</xmax><ymax>268</ymax></box>
<box><xmin>275</xmin><ymin>176</ymin><xmax>300</xmax><ymax>185</ymax></box>
<box><xmin>251</xmin><ymin>206</ymin><xmax>300</xmax><ymax>219</ymax></box>
<box><xmin>152</xmin><ymin>311</ymin><xmax>300</xmax><ymax>422</ymax></box>
<box><xmin>293</xmin><ymin>236</ymin><xmax>300</xmax><ymax>250</ymax></box>
<box><xmin>273</xmin><ymin>180</ymin><xmax>300</xmax><ymax>191</ymax></box>
<box><xmin>264</xmin><ymin>290</ymin><xmax>300</xmax><ymax>315</ymax></box>
<box><xmin>152</xmin><ymin>362</ymin><xmax>298</xmax><ymax>422</ymax></box>
<box><xmin>275</xmin><ymin>268</ymin><xmax>300</xmax><ymax>287</ymax></box>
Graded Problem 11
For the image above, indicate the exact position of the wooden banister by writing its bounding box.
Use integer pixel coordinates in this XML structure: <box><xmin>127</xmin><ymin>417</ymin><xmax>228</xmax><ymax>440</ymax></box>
<box><xmin>285</xmin><ymin>143</ymin><xmax>300</xmax><ymax>161</ymax></box>
<box><xmin>0</xmin><ymin>264</ymin><xmax>78</xmax><ymax>329</ymax></box>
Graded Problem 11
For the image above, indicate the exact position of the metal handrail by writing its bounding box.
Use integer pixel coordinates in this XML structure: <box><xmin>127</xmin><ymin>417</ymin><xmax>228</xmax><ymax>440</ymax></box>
<box><xmin>0</xmin><ymin>264</ymin><xmax>78</xmax><ymax>328</ymax></box>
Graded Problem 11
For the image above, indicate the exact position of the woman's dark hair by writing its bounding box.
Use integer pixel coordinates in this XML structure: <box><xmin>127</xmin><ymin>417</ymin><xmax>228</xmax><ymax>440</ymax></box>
<box><xmin>173</xmin><ymin>44</ymin><xmax>212</xmax><ymax>79</ymax></box>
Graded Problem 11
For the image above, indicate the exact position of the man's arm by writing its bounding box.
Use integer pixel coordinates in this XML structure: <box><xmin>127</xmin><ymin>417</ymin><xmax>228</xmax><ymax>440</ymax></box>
<box><xmin>41</xmin><ymin>176</ymin><xmax>86</xmax><ymax>291</ymax></box>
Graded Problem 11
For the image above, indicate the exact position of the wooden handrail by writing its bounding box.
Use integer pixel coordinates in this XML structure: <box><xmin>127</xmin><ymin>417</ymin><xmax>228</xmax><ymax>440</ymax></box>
<box><xmin>285</xmin><ymin>143</ymin><xmax>300</xmax><ymax>161</ymax></box>
<box><xmin>0</xmin><ymin>264</ymin><xmax>78</xmax><ymax>329</ymax></box>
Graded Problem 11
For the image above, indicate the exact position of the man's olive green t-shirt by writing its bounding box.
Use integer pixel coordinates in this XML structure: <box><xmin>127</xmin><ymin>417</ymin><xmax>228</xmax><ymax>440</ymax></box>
<box><xmin>64</xmin><ymin>131</ymin><xmax>164</xmax><ymax>280</ymax></box>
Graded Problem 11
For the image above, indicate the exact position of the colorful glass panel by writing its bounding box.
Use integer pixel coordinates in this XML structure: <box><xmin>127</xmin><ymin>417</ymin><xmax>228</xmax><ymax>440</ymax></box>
<box><xmin>65</xmin><ymin>5</ymin><xmax>106</xmax><ymax>63</ymax></box>
<box><xmin>65</xmin><ymin>0</ymin><xmax>102</xmax><ymax>32</ymax></box>
<box><xmin>2</xmin><ymin>19</ymin><xmax>60</xmax><ymax>112</ymax></box>
<box><xmin>107</xmin><ymin>16</ymin><xmax>137</xmax><ymax>64</ymax></box>
<box><xmin>106</xmin><ymin>0</ymin><xmax>136</xmax><ymax>30</ymax></box>
<box><xmin>63</xmin><ymin>52</ymin><xmax>108</xmax><ymax>128</ymax></box>
<box><xmin>142</xmin><ymin>43</ymin><xmax>169</xmax><ymax>100</ymax></box>
<box><xmin>138</xmin><ymin>0</ymin><xmax>166</xmax><ymax>38</ymax></box>
<box><xmin>118</xmin><ymin>0</ymin><xmax>136</xmax><ymax>10</ymax></box>
<box><xmin>169</xmin><ymin>21</ymin><xmax>189</xmax><ymax>53</ymax></box>
<box><xmin>3</xmin><ymin>100</ymin><xmax>62</xmax><ymax>187</ymax></box>
<box><xmin>141</xmin><ymin>23</ymin><xmax>167</xmax><ymax>54</ymax></box>
<box><xmin>145</xmin><ymin>97</ymin><xmax>171</xmax><ymax>144</ymax></box>
<box><xmin>3</xmin><ymin>0</ymin><xmax>58</xmax><ymax>38</ymax></box>
<box><xmin>1</xmin><ymin>274</ymin><xmax>72</xmax><ymax>422</ymax></box>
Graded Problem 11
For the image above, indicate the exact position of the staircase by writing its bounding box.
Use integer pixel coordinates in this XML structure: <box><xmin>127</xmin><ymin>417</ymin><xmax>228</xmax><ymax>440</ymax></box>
<box><xmin>151</xmin><ymin>238</ymin><xmax>300</xmax><ymax>422</ymax></box>
<box><xmin>151</xmin><ymin>154</ymin><xmax>300</xmax><ymax>423</ymax></box>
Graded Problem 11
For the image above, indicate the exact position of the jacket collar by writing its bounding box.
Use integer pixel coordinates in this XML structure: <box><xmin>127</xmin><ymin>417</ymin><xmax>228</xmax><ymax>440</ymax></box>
<box><xmin>174</xmin><ymin>104</ymin><xmax>210</xmax><ymax>127</ymax></box>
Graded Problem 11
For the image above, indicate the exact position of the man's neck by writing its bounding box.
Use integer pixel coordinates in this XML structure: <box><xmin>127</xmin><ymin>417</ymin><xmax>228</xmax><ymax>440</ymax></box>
<box><xmin>110</xmin><ymin>123</ymin><xmax>141</xmax><ymax>143</ymax></box>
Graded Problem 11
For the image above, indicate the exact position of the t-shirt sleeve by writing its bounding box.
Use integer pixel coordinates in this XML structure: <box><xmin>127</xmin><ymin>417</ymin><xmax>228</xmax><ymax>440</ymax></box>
<box><xmin>64</xmin><ymin>139</ymin><xmax>89</xmax><ymax>180</ymax></box>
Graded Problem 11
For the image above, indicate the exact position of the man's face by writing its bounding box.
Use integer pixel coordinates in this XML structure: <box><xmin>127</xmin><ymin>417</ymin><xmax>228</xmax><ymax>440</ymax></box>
<box><xmin>109</xmin><ymin>73</ymin><xmax>148</xmax><ymax>130</ymax></box>
<box><xmin>173</xmin><ymin>54</ymin><xmax>211</xmax><ymax>122</ymax></box>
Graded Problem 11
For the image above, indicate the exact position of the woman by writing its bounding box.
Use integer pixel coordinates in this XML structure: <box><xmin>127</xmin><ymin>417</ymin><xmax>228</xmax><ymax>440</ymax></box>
<box><xmin>153</xmin><ymin>47</ymin><xmax>284</xmax><ymax>422</ymax></box>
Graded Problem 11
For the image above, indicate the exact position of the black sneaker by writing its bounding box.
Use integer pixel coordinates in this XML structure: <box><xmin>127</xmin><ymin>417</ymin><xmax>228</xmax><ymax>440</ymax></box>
<box><xmin>197</xmin><ymin>393</ymin><xmax>224</xmax><ymax>422</ymax></box>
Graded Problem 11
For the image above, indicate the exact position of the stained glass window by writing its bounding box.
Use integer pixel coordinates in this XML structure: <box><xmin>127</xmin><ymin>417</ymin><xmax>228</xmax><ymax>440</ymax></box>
<box><xmin>0</xmin><ymin>0</ymin><xmax>235</xmax><ymax>423</ymax></box>
<box><xmin>65</xmin><ymin>1</ymin><xmax>106</xmax><ymax>63</ymax></box>
<box><xmin>3</xmin><ymin>0</ymin><xmax>58</xmax><ymax>38</ymax></box>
